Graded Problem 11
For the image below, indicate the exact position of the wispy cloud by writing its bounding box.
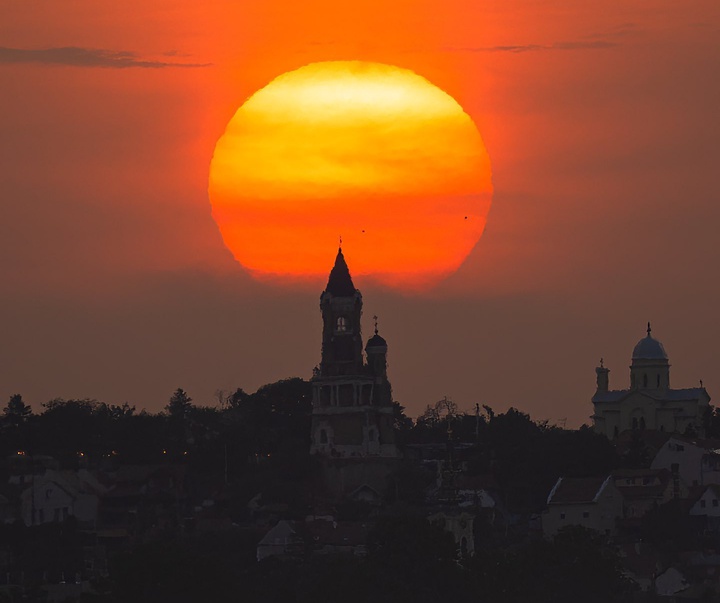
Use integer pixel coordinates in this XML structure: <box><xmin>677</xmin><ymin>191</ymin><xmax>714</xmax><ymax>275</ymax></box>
<box><xmin>0</xmin><ymin>46</ymin><xmax>210</xmax><ymax>68</ymax></box>
<box><xmin>451</xmin><ymin>39</ymin><xmax>618</xmax><ymax>54</ymax></box>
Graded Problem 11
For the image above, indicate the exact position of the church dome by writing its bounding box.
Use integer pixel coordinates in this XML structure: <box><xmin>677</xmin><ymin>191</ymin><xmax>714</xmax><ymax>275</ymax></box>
<box><xmin>632</xmin><ymin>323</ymin><xmax>668</xmax><ymax>360</ymax></box>
<box><xmin>366</xmin><ymin>333</ymin><xmax>387</xmax><ymax>350</ymax></box>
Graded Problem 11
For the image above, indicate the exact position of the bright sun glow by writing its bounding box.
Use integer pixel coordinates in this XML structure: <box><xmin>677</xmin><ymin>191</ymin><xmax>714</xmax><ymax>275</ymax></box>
<box><xmin>209</xmin><ymin>61</ymin><xmax>493</xmax><ymax>288</ymax></box>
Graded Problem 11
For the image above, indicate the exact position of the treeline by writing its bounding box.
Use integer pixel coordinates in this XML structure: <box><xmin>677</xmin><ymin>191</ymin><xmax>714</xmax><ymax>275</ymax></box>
<box><xmin>1</xmin><ymin>383</ymin><xmax>621</xmax><ymax>514</ymax></box>
<box><xmin>0</xmin><ymin>379</ymin><xmax>314</xmax><ymax>487</ymax></box>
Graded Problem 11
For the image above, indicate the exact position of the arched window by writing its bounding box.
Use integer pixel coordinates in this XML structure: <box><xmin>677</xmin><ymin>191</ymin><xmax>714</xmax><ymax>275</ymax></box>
<box><xmin>320</xmin><ymin>429</ymin><xmax>328</xmax><ymax>444</ymax></box>
<box><xmin>643</xmin><ymin>374</ymin><xmax>648</xmax><ymax>388</ymax></box>
<box><xmin>336</xmin><ymin>316</ymin><xmax>347</xmax><ymax>332</ymax></box>
<box><xmin>632</xmin><ymin>417</ymin><xmax>638</xmax><ymax>430</ymax></box>
<box><xmin>639</xmin><ymin>416</ymin><xmax>646</xmax><ymax>430</ymax></box>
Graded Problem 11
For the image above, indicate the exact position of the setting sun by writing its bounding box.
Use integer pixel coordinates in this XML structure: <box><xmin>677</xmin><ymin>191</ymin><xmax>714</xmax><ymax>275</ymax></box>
<box><xmin>209</xmin><ymin>60</ymin><xmax>492</xmax><ymax>288</ymax></box>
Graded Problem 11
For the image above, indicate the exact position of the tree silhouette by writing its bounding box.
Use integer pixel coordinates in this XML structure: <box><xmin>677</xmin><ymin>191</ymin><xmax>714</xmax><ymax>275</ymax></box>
<box><xmin>166</xmin><ymin>388</ymin><xmax>193</xmax><ymax>419</ymax></box>
<box><xmin>3</xmin><ymin>394</ymin><xmax>32</xmax><ymax>425</ymax></box>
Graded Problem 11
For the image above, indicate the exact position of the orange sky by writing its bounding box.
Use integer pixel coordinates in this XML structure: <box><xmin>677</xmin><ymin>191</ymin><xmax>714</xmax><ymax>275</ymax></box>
<box><xmin>1</xmin><ymin>0</ymin><xmax>719</xmax><ymax>425</ymax></box>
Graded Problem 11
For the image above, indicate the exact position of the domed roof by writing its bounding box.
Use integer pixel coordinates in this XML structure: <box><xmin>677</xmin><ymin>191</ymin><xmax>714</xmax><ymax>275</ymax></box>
<box><xmin>632</xmin><ymin>323</ymin><xmax>668</xmax><ymax>360</ymax></box>
<box><xmin>366</xmin><ymin>333</ymin><xmax>387</xmax><ymax>350</ymax></box>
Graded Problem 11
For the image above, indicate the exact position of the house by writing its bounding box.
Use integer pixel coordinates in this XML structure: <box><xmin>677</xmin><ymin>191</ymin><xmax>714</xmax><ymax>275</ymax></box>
<box><xmin>613</xmin><ymin>468</ymin><xmax>674</xmax><ymax>519</ymax></box>
<box><xmin>651</xmin><ymin>437</ymin><xmax>720</xmax><ymax>490</ymax></box>
<box><xmin>256</xmin><ymin>520</ymin><xmax>304</xmax><ymax>561</ymax></box>
<box><xmin>304</xmin><ymin>519</ymin><xmax>369</xmax><ymax>556</ymax></box>
<box><xmin>256</xmin><ymin>518</ymin><xmax>369</xmax><ymax>561</ymax></box>
<box><xmin>689</xmin><ymin>484</ymin><xmax>720</xmax><ymax>517</ymax></box>
<box><xmin>99</xmin><ymin>464</ymin><xmax>186</xmax><ymax>542</ymax></box>
<box><xmin>20</xmin><ymin>470</ymin><xmax>107</xmax><ymax>527</ymax></box>
<box><xmin>542</xmin><ymin>475</ymin><xmax>623</xmax><ymax>537</ymax></box>
<box><xmin>655</xmin><ymin>567</ymin><xmax>690</xmax><ymax>598</ymax></box>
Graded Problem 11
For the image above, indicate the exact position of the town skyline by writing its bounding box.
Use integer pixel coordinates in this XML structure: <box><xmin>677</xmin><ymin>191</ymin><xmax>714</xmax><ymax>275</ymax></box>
<box><xmin>2</xmin><ymin>1</ymin><xmax>719</xmax><ymax>426</ymax></box>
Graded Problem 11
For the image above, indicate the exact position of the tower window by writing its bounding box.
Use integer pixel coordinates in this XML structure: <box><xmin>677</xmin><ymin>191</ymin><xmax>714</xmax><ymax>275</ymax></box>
<box><xmin>319</xmin><ymin>429</ymin><xmax>328</xmax><ymax>444</ymax></box>
<box><xmin>336</xmin><ymin>317</ymin><xmax>347</xmax><ymax>332</ymax></box>
<box><xmin>657</xmin><ymin>374</ymin><xmax>661</xmax><ymax>387</ymax></box>
<box><xmin>368</xmin><ymin>428</ymin><xmax>377</xmax><ymax>442</ymax></box>
<box><xmin>643</xmin><ymin>374</ymin><xmax>648</xmax><ymax>388</ymax></box>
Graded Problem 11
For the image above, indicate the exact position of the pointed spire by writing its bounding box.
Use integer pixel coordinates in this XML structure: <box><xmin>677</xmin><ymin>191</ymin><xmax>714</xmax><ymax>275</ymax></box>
<box><xmin>647</xmin><ymin>322</ymin><xmax>652</xmax><ymax>337</ymax></box>
<box><xmin>325</xmin><ymin>247</ymin><xmax>356</xmax><ymax>296</ymax></box>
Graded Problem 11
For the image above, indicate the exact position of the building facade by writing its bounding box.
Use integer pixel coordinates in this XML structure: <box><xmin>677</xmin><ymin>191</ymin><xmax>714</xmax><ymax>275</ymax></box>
<box><xmin>591</xmin><ymin>324</ymin><xmax>710</xmax><ymax>439</ymax></box>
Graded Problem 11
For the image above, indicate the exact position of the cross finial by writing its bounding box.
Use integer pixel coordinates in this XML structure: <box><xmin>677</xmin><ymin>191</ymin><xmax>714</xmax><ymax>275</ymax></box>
<box><xmin>339</xmin><ymin>235</ymin><xmax>342</xmax><ymax>249</ymax></box>
<box><xmin>647</xmin><ymin>321</ymin><xmax>652</xmax><ymax>336</ymax></box>
<box><xmin>600</xmin><ymin>357</ymin><xmax>604</xmax><ymax>368</ymax></box>
<box><xmin>372</xmin><ymin>315</ymin><xmax>378</xmax><ymax>335</ymax></box>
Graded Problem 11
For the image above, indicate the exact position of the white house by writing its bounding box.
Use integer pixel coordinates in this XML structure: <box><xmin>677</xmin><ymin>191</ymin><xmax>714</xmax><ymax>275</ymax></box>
<box><xmin>689</xmin><ymin>484</ymin><xmax>720</xmax><ymax>517</ymax></box>
<box><xmin>542</xmin><ymin>475</ymin><xmax>623</xmax><ymax>537</ymax></box>
<box><xmin>651</xmin><ymin>437</ymin><xmax>720</xmax><ymax>489</ymax></box>
<box><xmin>20</xmin><ymin>470</ymin><xmax>106</xmax><ymax>527</ymax></box>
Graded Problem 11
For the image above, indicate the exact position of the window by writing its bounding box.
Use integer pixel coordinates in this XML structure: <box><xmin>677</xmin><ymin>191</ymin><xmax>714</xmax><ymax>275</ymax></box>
<box><xmin>560</xmin><ymin>513</ymin><xmax>566</xmax><ymax>520</ymax></box>
<box><xmin>657</xmin><ymin>374</ymin><xmax>661</xmax><ymax>387</ymax></box>
<box><xmin>54</xmin><ymin>508</ymin><xmax>60</xmax><ymax>522</ymax></box>
<box><xmin>632</xmin><ymin>417</ymin><xmax>638</xmax><ymax>430</ymax></box>
<box><xmin>336</xmin><ymin>317</ymin><xmax>347</xmax><ymax>332</ymax></box>
<box><xmin>320</xmin><ymin>429</ymin><xmax>328</xmax><ymax>444</ymax></box>
<box><xmin>713</xmin><ymin>499</ymin><xmax>719</xmax><ymax>508</ymax></box>
<box><xmin>676</xmin><ymin>444</ymin><xmax>685</xmax><ymax>452</ymax></box>
<box><xmin>583</xmin><ymin>511</ymin><xmax>590</xmax><ymax>519</ymax></box>
<box><xmin>368</xmin><ymin>428</ymin><xmax>377</xmax><ymax>442</ymax></box>
<box><xmin>643</xmin><ymin>374</ymin><xmax>648</xmax><ymax>387</ymax></box>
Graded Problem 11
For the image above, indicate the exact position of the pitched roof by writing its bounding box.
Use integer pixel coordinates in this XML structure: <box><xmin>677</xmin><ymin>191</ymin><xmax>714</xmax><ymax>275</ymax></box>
<box><xmin>325</xmin><ymin>248</ymin><xmax>356</xmax><ymax>296</ymax></box>
<box><xmin>547</xmin><ymin>476</ymin><xmax>611</xmax><ymax>505</ymax></box>
<box><xmin>592</xmin><ymin>387</ymin><xmax>708</xmax><ymax>404</ymax></box>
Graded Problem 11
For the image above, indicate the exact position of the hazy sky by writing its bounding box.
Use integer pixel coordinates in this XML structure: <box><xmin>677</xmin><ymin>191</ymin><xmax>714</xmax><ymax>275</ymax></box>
<box><xmin>1</xmin><ymin>0</ymin><xmax>719</xmax><ymax>425</ymax></box>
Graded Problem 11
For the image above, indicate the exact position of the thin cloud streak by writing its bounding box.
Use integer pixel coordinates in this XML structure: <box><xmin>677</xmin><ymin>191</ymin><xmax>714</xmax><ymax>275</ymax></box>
<box><xmin>0</xmin><ymin>46</ymin><xmax>211</xmax><ymax>68</ymax></box>
<box><xmin>452</xmin><ymin>40</ymin><xmax>617</xmax><ymax>53</ymax></box>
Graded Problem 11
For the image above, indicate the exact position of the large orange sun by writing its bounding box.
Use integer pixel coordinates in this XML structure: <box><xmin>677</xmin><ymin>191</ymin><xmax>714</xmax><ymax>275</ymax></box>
<box><xmin>209</xmin><ymin>61</ymin><xmax>492</xmax><ymax>288</ymax></box>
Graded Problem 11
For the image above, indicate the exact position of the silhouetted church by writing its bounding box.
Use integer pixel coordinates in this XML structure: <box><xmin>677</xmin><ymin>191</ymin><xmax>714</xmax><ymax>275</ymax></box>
<box><xmin>310</xmin><ymin>248</ymin><xmax>399</xmax><ymax>499</ymax></box>
<box><xmin>592</xmin><ymin>324</ymin><xmax>710</xmax><ymax>438</ymax></box>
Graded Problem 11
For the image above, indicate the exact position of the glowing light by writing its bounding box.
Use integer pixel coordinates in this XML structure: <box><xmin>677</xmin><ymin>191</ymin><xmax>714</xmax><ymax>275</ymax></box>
<box><xmin>209</xmin><ymin>61</ymin><xmax>492</xmax><ymax>288</ymax></box>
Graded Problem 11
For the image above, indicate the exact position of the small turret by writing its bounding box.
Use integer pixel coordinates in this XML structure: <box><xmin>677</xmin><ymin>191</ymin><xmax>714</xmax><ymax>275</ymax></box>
<box><xmin>366</xmin><ymin>315</ymin><xmax>388</xmax><ymax>380</ymax></box>
<box><xmin>596</xmin><ymin>358</ymin><xmax>609</xmax><ymax>392</ymax></box>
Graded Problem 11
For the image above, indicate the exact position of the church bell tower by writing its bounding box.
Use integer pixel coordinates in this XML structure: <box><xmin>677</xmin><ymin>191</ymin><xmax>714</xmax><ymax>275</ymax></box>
<box><xmin>310</xmin><ymin>248</ymin><xmax>398</xmax><ymax>459</ymax></box>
